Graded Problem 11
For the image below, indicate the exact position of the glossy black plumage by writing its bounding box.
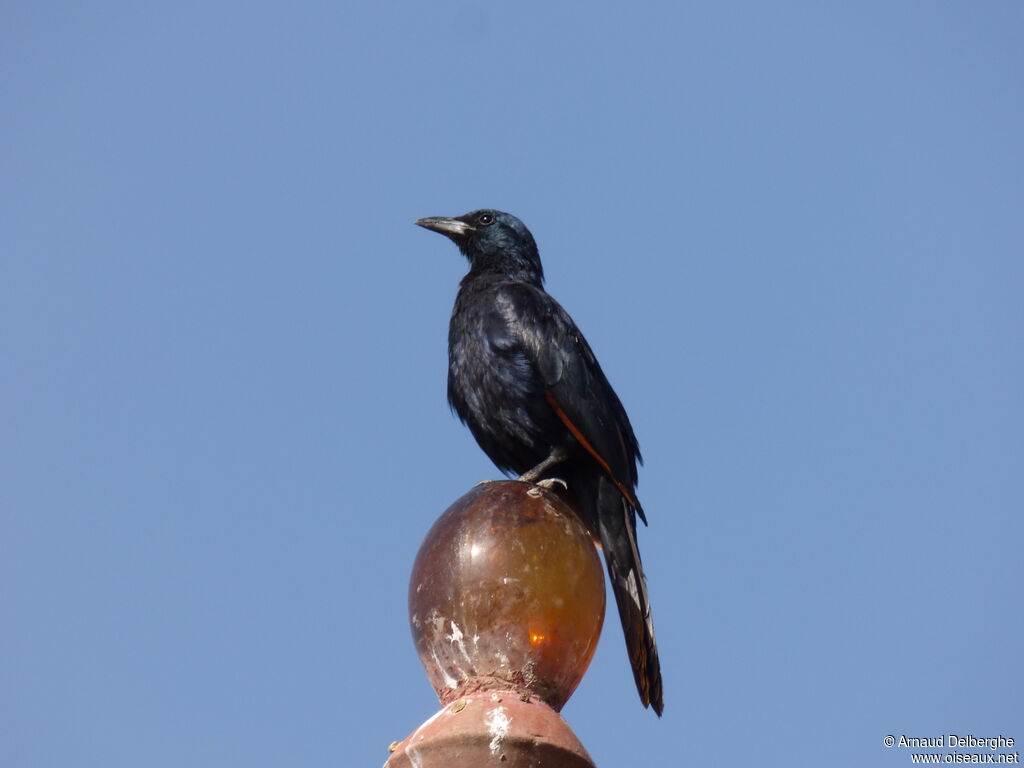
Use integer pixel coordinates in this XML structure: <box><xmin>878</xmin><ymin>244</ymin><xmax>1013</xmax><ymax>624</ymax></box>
<box><xmin>415</xmin><ymin>209</ymin><xmax>664</xmax><ymax>715</ymax></box>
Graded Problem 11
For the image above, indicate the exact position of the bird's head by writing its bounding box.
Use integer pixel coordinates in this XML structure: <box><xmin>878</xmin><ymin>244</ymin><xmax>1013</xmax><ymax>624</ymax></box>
<box><xmin>415</xmin><ymin>209</ymin><xmax>544</xmax><ymax>285</ymax></box>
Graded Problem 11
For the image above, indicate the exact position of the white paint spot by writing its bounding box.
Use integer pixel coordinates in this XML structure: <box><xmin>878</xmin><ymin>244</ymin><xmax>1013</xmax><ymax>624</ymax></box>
<box><xmin>447</xmin><ymin>621</ymin><xmax>463</xmax><ymax>643</ymax></box>
<box><xmin>446</xmin><ymin>620</ymin><xmax>473</xmax><ymax>663</ymax></box>
<box><xmin>484</xmin><ymin>705</ymin><xmax>510</xmax><ymax>755</ymax></box>
<box><xmin>430</xmin><ymin>649</ymin><xmax>458</xmax><ymax>689</ymax></box>
<box><xmin>428</xmin><ymin>609</ymin><xmax>445</xmax><ymax>635</ymax></box>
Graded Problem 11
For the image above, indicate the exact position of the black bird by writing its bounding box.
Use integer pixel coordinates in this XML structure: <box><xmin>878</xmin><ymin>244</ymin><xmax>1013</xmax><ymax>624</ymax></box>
<box><xmin>415</xmin><ymin>209</ymin><xmax>664</xmax><ymax>715</ymax></box>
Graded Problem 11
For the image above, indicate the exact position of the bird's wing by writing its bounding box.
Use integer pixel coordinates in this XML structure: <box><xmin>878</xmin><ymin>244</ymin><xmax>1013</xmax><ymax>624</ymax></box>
<box><xmin>501</xmin><ymin>283</ymin><xmax>645</xmax><ymax>520</ymax></box>
<box><xmin>501</xmin><ymin>283</ymin><xmax>663</xmax><ymax>713</ymax></box>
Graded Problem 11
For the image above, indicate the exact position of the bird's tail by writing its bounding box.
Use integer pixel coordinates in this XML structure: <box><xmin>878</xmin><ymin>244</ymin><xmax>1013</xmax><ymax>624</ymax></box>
<box><xmin>591</xmin><ymin>473</ymin><xmax>664</xmax><ymax>715</ymax></box>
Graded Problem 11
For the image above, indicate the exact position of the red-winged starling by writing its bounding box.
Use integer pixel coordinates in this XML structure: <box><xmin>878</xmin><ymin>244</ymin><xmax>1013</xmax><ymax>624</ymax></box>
<box><xmin>415</xmin><ymin>209</ymin><xmax>664</xmax><ymax>716</ymax></box>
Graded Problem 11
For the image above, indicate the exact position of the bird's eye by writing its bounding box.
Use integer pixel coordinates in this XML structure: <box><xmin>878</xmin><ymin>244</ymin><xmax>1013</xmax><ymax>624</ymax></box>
<box><xmin>478</xmin><ymin>212</ymin><xmax>495</xmax><ymax>226</ymax></box>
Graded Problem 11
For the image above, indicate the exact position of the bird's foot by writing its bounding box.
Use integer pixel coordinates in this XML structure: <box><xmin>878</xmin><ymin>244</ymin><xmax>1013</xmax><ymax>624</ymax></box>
<box><xmin>526</xmin><ymin>477</ymin><xmax>568</xmax><ymax>498</ymax></box>
<box><xmin>475</xmin><ymin>479</ymin><xmax>494</xmax><ymax>486</ymax></box>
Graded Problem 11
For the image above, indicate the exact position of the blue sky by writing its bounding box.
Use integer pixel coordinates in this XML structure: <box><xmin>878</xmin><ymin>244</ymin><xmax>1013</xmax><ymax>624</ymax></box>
<box><xmin>2</xmin><ymin>3</ymin><xmax>1021</xmax><ymax>766</ymax></box>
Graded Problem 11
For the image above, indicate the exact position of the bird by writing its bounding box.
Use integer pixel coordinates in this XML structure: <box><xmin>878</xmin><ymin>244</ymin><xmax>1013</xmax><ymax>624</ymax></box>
<box><xmin>415</xmin><ymin>208</ymin><xmax>664</xmax><ymax>716</ymax></box>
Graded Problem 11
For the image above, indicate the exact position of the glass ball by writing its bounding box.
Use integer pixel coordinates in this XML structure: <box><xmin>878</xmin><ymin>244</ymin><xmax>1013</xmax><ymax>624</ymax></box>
<box><xmin>409</xmin><ymin>481</ymin><xmax>605</xmax><ymax>711</ymax></box>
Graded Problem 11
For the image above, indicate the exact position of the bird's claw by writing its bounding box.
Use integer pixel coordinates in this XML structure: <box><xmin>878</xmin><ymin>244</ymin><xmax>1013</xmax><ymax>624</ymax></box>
<box><xmin>526</xmin><ymin>477</ymin><xmax>568</xmax><ymax>498</ymax></box>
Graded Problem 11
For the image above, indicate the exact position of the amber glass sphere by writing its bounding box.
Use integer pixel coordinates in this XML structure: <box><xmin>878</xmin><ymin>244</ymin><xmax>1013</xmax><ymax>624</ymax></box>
<box><xmin>409</xmin><ymin>481</ymin><xmax>605</xmax><ymax>711</ymax></box>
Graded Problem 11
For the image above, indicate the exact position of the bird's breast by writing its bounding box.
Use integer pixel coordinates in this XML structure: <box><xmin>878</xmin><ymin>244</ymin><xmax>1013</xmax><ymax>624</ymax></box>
<box><xmin>447</xmin><ymin>293</ymin><xmax>556</xmax><ymax>474</ymax></box>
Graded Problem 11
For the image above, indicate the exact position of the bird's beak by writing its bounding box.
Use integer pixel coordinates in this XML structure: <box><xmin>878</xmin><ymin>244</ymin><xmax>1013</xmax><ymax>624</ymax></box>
<box><xmin>414</xmin><ymin>216</ymin><xmax>474</xmax><ymax>240</ymax></box>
